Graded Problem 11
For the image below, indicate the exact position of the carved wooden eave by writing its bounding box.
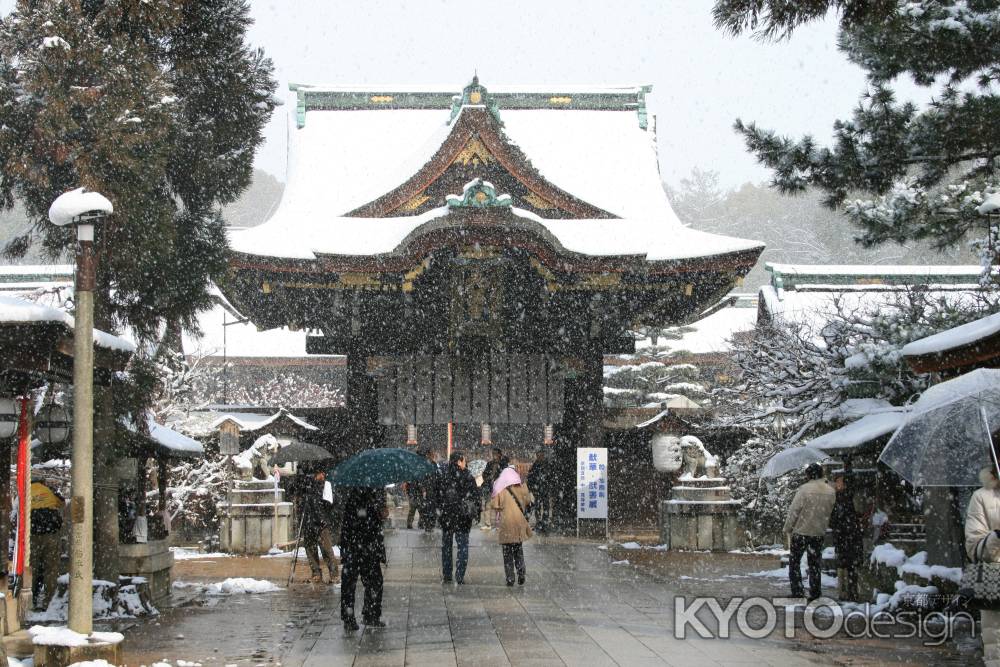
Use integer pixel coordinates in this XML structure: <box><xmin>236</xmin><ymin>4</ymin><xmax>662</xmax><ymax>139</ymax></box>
<box><xmin>345</xmin><ymin>105</ymin><xmax>616</xmax><ymax>220</ymax></box>
<box><xmin>229</xmin><ymin>205</ymin><xmax>761</xmax><ymax>281</ymax></box>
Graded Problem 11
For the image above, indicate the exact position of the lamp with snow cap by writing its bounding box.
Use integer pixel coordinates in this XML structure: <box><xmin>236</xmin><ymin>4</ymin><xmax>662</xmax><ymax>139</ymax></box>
<box><xmin>47</xmin><ymin>186</ymin><xmax>112</xmax><ymax>635</ymax></box>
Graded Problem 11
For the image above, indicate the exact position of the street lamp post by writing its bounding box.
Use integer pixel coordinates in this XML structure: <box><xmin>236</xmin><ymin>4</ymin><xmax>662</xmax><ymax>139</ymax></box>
<box><xmin>48</xmin><ymin>187</ymin><xmax>113</xmax><ymax>634</ymax></box>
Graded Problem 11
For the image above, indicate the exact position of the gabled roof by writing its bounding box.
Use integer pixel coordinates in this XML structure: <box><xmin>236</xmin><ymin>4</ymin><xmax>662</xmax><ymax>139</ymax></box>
<box><xmin>229</xmin><ymin>78</ymin><xmax>762</xmax><ymax>263</ymax></box>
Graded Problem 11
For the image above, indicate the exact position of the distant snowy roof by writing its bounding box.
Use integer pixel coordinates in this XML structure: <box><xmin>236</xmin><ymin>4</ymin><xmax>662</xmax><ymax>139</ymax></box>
<box><xmin>184</xmin><ymin>302</ymin><xmax>340</xmax><ymax>359</ymax></box>
<box><xmin>635</xmin><ymin>300</ymin><xmax>758</xmax><ymax>355</ymax></box>
<box><xmin>901</xmin><ymin>312</ymin><xmax>1000</xmax><ymax>358</ymax></box>
<box><xmin>0</xmin><ymin>294</ymin><xmax>133</xmax><ymax>353</ymax></box>
<box><xmin>147</xmin><ymin>416</ymin><xmax>203</xmax><ymax>458</ymax></box>
<box><xmin>229</xmin><ymin>82</ymin><xmax>762</xmax><ymax>262</ymax></box>
<box><xmin>209</xmin><ymin>410</ymin><xmax>318</xmax><ymax>433</ymax></box>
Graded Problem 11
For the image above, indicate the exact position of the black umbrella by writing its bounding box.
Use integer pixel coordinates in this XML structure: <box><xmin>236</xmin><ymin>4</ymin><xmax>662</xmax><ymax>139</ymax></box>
<box><xmin>269</xmin><ymin>441</ymin><xmax>334</xmax><ymax>466</ymax></box>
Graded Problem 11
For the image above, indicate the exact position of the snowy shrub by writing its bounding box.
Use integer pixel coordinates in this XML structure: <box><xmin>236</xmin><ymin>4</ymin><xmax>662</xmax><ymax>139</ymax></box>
<box><xmin>723</xmin><ymin>435</ymin><xmax>798</xmax><ymax>543</ymax></box>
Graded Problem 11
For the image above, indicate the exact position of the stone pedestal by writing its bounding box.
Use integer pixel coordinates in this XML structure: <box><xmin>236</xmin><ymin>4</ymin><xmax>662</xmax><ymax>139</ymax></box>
<box><xmin>119</xmin><ymin>540</ymin><xmax>173</xmax><ymax>602</ymax></box>
<box><xmin>34</xmin><ymin>638</ymin><xmax>122</xmax><ymax>667</ymax></box>
<box><xmin>219</xmin><ymin>480</ymin><xmax>294</xmax><ymax>554</ymax></box>
<box><xmin>660</xmin><ymin>476</ymin><xmax>744</xmax><ymax>551</ymax></box>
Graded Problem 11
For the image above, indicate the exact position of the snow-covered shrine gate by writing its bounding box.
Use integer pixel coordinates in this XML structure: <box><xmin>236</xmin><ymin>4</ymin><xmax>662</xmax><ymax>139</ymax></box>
<box><xmin>223</xmin><ymin>78</ymin><xmax>763</xmax><ymax>528</ymax></box>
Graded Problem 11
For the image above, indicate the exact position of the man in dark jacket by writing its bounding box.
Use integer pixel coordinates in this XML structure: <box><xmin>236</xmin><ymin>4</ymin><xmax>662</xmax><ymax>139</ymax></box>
<box><xmin>480</xmin><ymin>448</ymin><xmax>503</xmax><ymax>528</ymax></box>
<box><xmin>831</xmin><ymin>473</ymin><xmax>863</xmax><ymax>601</ymax></box>
<box><xmin>340</xmin><ymin>486</ymin><xmax>387</xmax><ymax>631</ymax></box>
<box><xmin>526</xmin><ymin>450</ymin><xmax>550</xmax><ymax>532</ymax></box>
<box><xmin>420</xmin><ymin>448</ymin><xmax>443</xmax><ymax>532</ymax></box>
<box><xmin>437</xmin><ymin>451</ymin><xmax>479</xmax><ymax>584</ymax></box>
<box><xmin>301</xmin><ymin>470</ymin><xmax>339</xmax><ymax>584</ymax></box>
<box><xmin>31</xmin><ymin>478</ymin><xmax>64</xmax><ymax>609</ymax></box>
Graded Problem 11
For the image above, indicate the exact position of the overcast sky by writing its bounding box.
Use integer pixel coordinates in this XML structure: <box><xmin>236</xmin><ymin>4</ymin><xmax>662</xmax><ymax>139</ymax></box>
<box><xmin>0</xmin><ymin>1</ymin><xmax>925</xmax><ymax>191</ymax></box>
<box><xmin>246</xmin><ymin>1</ymin><xmax>922</xmax><ymax>190</ymax></box>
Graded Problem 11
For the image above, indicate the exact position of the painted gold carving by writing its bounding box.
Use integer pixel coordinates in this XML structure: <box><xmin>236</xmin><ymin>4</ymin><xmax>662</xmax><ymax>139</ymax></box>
<box><xmin>522</xmin><ymin>192</ymin><xmax>556</xmax><ymax>210</ymax></box>
<box><xmin>370</xmin><ymin>95</ymin><xmax>394</xmax><ymax>103</ymax></box>
<box><xmin>549</xmin><ymin>96</ymin><xmax>572</xmax><ymax>105</ymax></box>
<box><xmin>453</xmin><ymin>137</ymin><xmax>495</xmax><ymax>166</ymax></box>
<box><xmin>399</xmin><ymin>192</ymin><xmax>430</xmax><ymax>211</ymax></box>
<box><xmin>469</xmin><ymin>91</ymin><xmax>482</xmax><ymax>104</ymax></box>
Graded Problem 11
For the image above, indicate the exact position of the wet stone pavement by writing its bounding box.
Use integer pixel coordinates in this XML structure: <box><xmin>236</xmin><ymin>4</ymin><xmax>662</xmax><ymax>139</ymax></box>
<box><xmin>121</xmin><ymin>521</ymin><xmax>977</xmax><ymax>666</ymax></box>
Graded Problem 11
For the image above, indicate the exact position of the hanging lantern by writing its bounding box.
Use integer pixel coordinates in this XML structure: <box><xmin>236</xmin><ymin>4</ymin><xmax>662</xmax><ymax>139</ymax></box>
<box><xmin>543</xmin><ymin>424</ymin><xmax>554</xmax><ymax>445</ymax></box>
<box><xmin>480</xmin><ymin>423</ymin><xmax>492</xmax><ymax>445</ymax></box>
<box><xmin>35</xmin><ymin>404</ymin><xmax>70</xmax><ymax>444</ymax></box>
<box><xmin>0</xmin><ymin>398</ymin><xmax>18</xmax><ymax>440</ymax></box>
<box><xmin>406</xmin><ymin>424</ymin><xmax>418</xmax><ymax>446</ymax></box>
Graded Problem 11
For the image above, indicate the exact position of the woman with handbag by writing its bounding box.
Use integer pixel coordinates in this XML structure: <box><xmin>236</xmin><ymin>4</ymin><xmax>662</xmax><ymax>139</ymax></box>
<box><xmin>491</xmin><ymin>458</ymin><xmax>534</xmax><ymax>586</ymax></box>
<box><xmin>964</xmin><ymin>466</ymin><xmax>1000</xmax><ymax>663</ymax></box>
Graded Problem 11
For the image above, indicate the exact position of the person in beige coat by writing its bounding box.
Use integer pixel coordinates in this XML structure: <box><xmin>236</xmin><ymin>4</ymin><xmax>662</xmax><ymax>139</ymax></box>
<box><xmin>490</xmin><ymin>460</ymin><xmax>534</xmax><ymax>586</ymax></box>
<box><xmin>966</xmin><ymin>467</ymin><xmax>1000</xmax><ymax>563</ymax></box>
<box><xmin>966</xmin><ymin>467</ymin><xmax>1000</xmax><ymax>667</ymax></box>
<box><xmin>784</xmin><ymin>463</ymin><xmax>836</xmax><ymax>600</ymax></box>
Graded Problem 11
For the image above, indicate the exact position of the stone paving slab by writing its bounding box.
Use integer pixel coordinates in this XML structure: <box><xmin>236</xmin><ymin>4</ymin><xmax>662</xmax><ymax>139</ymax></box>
<box><xmin>120</xmin><ymin>518</ymin><xmax>978</xmax><ymax>666</ymax></box>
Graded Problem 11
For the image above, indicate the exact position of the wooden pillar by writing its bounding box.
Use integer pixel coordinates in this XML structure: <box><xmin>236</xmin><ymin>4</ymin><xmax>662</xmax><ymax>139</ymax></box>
<box><xmin>347</xmin><ymin>346</ymin><xmax>381</xmax><ymax>450</ymax></box>
<box><xmin>92</xmin><ymin>385</ymin><xmax>119</xmax><ymax>584</ymax></box>
<box><xmin>157</xmin><ymin>459</ymin><xmax>168</xmax><ymax>513</ymax></box>
<box><xmin>551</xmin><ymin>345</ymin><xmax>604</xmax><ymax>531</ymax></box>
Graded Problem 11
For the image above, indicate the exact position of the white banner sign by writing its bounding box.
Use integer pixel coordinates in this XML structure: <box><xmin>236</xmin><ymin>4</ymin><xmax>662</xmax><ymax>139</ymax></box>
<box><xmin>577</xmin><ymin>447</ymin><xmax>608</xmax><ymax>519</ymax></box>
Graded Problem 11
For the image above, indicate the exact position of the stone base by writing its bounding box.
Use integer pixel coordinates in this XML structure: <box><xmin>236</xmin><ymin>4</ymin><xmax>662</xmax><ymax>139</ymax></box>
<box><xmin>660</xmin><ymin>500</ymin><xmax>745</xmax><ymax>551</ymax></box>
<box><xmin>119</xmin><ymin>540</ymin><xmax>173</xmax><ymax>601</ymax></box>
<box><xmin>34</xmin><ymin>640</ymin><xmax>122</xmax><ymax>667</ymax></box>
<box><xmin>219</xmin><ymin>481</ymin><xmax>294</xmax><ymax>554</ymax></box>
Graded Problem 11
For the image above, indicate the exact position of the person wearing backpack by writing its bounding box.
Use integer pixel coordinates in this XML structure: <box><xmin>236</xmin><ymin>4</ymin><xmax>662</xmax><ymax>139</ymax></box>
<box><xmin>437</xmin><ymin>451</ymin><xmax>479</xmax><ymax>584</ymax></box>
<box><xmin>490</xmin><ymin>457</ymin><xmax>534</xmax><ymax>586</ymax></box>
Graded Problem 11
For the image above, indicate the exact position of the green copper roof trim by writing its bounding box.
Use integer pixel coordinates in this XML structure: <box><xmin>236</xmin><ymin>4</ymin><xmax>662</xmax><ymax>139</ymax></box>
<box><xmin>766</xmin><ymin>263</ymin><xmax>984</xmax><ymax>290</ymax></box>
<box><xmin>287</xmin><ymin>81</ymin><xmax>653</xmax><ymax>128</ymax></box>
<box><xmin>446</xmin><ymin>178</ymin><xmax>512</xmax><ymax>209</ymax></box>
<box><xmin>448</xmin><ymin>75</ymin><xmax>502</xmax><ymax>126</ymax></box>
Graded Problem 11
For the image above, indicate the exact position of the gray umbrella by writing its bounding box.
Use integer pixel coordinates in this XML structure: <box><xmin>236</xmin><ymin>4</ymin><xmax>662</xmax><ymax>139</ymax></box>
<box><xmin>761</xmin><ymin>446</ymin><xmax>829</xmax><ymax>478</ymax></box>
<box><xmin>269</xmin><ymin>441</ymin><xmax>333</xmax><ymax>466</ymax></box>
<box><xmin>879</xmin><ymin>368</ymin><xmax>1000</xmax><ymax>487</ymax></box>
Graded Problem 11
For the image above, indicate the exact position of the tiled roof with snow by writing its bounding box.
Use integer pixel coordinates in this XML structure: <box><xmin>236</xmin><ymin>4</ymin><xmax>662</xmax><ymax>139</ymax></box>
<box><xmin>228</xmin><ymin>82</ymin><xmax>762</xmax><ymax>262</ymax></box>
<box><xmin>901</xmin><ymin>311</ymin><xmax>1000</xmax><ymax>358</ymax></box>
<box><xmin>0</xmin><ymin>293</ymin><xmax>134</xmax><ymax>353</ymax></box>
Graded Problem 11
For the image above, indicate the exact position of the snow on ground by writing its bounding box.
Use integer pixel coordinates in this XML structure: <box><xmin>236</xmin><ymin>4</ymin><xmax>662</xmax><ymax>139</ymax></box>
<box><xmin>28</xmin><ymin>625</ymin><xmax>123</xmax><ymax>647</ymax></box>
<box><xmin>175</xmin><ymin>578</ymin><xmax>283</xmax><ymax>595</ymax></box>
<box><xmin>610</xmin><ymin>560</ymin><xmax>630</xmax><ymax>566</ymax></box>
<box><xmin>870</xmin><ymin>543</ymin><xmax>962</xmax><ymax>583</ymax></box>
<box><xmin>170</xmin><ymin>547</ymin><xmax>232</xmax><ymax>560</ymax></box>
<box><xmin>206</xmin><ymin>578</ymin><xmax>282</xmax><ymax>595</ymax></box>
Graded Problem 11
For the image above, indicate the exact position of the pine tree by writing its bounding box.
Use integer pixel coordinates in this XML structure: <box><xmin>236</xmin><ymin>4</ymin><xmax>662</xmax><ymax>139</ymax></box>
<box><xmin>713</xmin><ymin>1</ymin><xmax>1000</xmax><ymax>270</ymax></box>
<box><xmin>0</xmin><ymin>0</ymin><xmax>277</xmax><ymax>342</ymax></box>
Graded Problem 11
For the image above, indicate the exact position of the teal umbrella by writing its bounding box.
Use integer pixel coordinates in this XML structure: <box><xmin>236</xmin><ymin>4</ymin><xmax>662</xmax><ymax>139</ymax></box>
<box><xmin>328</xmin><ymin>448</ymin><xmax>437</xmax><ymax>487</ymax></box>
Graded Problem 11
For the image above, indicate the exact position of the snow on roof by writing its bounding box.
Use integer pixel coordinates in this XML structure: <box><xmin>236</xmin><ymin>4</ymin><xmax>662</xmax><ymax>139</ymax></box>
<box><xmin>209</xmin><ymin>410</ymin><xmax>318</xmax><ymax>432</ymax></box>
<box><xmin>0</xmin><ymin>294</ymin><xmax>134</xmax><ymax>353</ymax></box>
<box><xmin>229</xmin><ymin>88</ymin><xmax>762</xmax><ymax>262</ymax></box>
<box><xmin>292</xmin><ymin>82</ymin><xmax>649</xmax><ymax>95</ymax></box>
<box><xmin>823</xmin><ymin>398</ymin><xmax>897</xmax><ymax>422</ymax></box>
<box><xmin>184</xmin><ymin>302</ymin><xmax>323</xmax><ymax>358</ymax></box>
<box><xmin>767</xmin><ymin>263</ymin><xmax>984</xmax><ymax>278</ymax></box>
<box><xmin>47</xmin><ymin>188</ymin><xmax>113</xmax><ymax>227</ymax></box>
<box><xmin>0</xmin><ymin>264</ymin><xmax>74</xmax><ymax>277</ymax></box>
<box><xmin>901</xmin><ymin>312</ymin><xmax>1000</xmax><ymax>358</ymax></box>
<box><xmin>759</xmin><ymin>284</ymin><xmax>983</xmax><ymax>332</ymax></box>
<box><xmin>635</xmin><ymin>303</ymin><xmax>758</xmax><ymax>354</ymax></box>
<box><xmin>147</xmin><ymin>415</ymin><xmax>203</xmax><ymax>458</ymax></box>
<box><xmin>808</xmin><ymin>412</ymin><xmax>907</xmax><ymax>453</ymax></box>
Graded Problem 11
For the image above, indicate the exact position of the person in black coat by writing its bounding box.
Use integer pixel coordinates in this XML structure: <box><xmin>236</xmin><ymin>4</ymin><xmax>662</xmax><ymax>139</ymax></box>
<box><xmin>830</xmin><ymin>473</ymin><xmax>863</xmax><ymax>601</ymax></box>
<box><xmin>480</xmin><ymin>448</ymin><xmax>503</xmax><ymax>528</ymax></box>
<box><xmin>436</xmin><ymin>451</ymin><xmax>479</xmax><ymax>584</ymax></box>
<box><xmin>526</xmin><ymin>450</ymin><xmax>551</xmax><ymax>532</ymax></box>
<box><xmin>339</xmin><ymin>487</ymin><xmax>387</xmax><ymax>631</ymax></box>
